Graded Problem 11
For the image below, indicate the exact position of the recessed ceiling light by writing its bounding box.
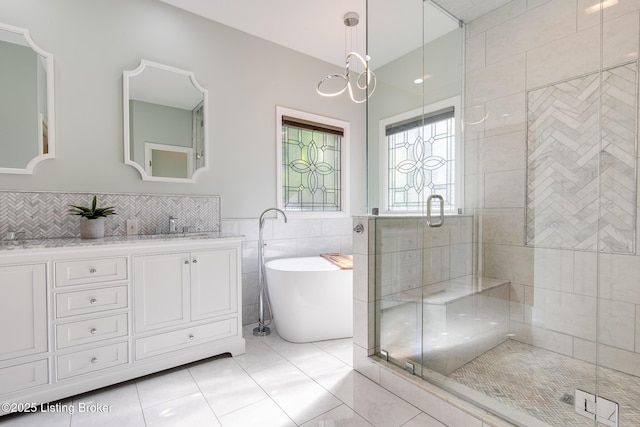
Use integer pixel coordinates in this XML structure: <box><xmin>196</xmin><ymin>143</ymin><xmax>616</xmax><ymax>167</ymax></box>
<box><xmin>413</xmin><ymin>74</ymin><xmax>432</xmax><ymax>84</ymax></box>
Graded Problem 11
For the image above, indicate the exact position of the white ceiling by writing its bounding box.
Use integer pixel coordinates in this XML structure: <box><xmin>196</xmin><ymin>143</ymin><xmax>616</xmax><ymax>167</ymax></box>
<box><xmin>433</xmin><ymin>0</ymin><xmax>513</xmax><ymax>23</ymax></box>
<box><xmin>158</xmin><ymin>0</ymin><xmax>510</xmax><ymax>68</ymax></box>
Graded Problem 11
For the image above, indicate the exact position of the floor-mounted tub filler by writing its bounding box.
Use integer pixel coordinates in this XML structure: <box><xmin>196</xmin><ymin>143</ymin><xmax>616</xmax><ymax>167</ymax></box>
<box><xmin>253</xmin><ymin>207</ymin><xmax>288</xmax><ymax>336</ymax></box>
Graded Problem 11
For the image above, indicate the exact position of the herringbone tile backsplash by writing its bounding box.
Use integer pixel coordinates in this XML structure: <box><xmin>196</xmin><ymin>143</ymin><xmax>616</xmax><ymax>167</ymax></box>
<box><xmin>0</xmin><ymin>191</ymin><xmax>220</xmax><ymax>239</ymax></box>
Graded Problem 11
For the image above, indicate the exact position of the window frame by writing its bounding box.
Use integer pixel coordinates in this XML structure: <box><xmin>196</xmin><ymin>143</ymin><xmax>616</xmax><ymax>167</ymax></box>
<box><xmin>276</xmin><ymin>106</ymin><xmax>351</xmax><ymax>218</ymax></box>
<box><xmin>379</xmin><ymin>96</ymin><xmax>463</xmax><ymax>215</ymax></box>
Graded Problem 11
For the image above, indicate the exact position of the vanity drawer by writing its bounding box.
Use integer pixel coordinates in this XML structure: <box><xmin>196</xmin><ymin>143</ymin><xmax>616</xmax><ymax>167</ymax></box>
<box><xmin>56</xmin><ymin>285</ymin><xmax>128</xmax><ymax>318</ymax></box>
<box><xmin>56</xmin><ymin>314</ymin><xmax>128</xmax><ymax>349</ymax></box>
<box><xmin>55</xmin><ymin>257</ymin><xmax>127</xmax><ymax>287</ymax></box>
<box><xmin>0</xmin><ymin>359</ymin><xmax>48</xmax><ymax>396</ymax></box>
<box><xmin>135</xmin><ymin>318</ymin><xmax>237</xmax><ymax>360</ymax></box>
<box><xmin>57</xmin><ymin>342</ymin><xmax>128</xmax><ymax>380</ymax></box>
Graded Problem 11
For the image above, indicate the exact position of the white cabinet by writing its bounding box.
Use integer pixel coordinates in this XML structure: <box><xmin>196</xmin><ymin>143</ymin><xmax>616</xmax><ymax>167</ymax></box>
<box><xmin>0</xmin><ymin>263</ymin><xmax>48</xmax><ymax>396</ymax></box>
<box><xmin>135</xmin><ymin>318</ymin><xmax>237</xmax><ymax>360</ymax></box>
<box><xmin>55</xmin><ymin>257</ymin><xmax>127</xmax><ymax>287</ymax></box>
<box><xmin>0</xmin><ymin>237</ymin><xmax>244</xmax><ymax>416</ymax></box>
<box><xmin>134</xmin><ymin>249</ymin><xmax>238</xmax><ymax>333</ymax></box>
<box><xmin>191</xmin><ymin>249</ymin><xmax>237</xmax><ymax>320</ymax></box>
<box><xmin>51</xmin><ymin>254</ymin><xmax>131</xmax><ymax>384</ymax></box>
<box><xmin>0</xmin><ymin>264</ymin><xmax>47</xmax><ymax>361</ymax></box>
<box><xmin>0</xmin><ymin>360</ymin><xmax>48</xmax><ymax>395</ymax></box>
<box><xmin>133</xmin><ymin>248</ymin><xmax>239</xmax><ymax>360</ymax></box>
<box><xmin>56</xmin><ymin>285</ymin><xmax>128</xmax><ymax>318</ymax></box>
<box><xmin>57</xmin><ymin>342</ymin><xmax>129</xmax><ymax>380</ymax></box>
<box><xmin>56</xmin><ymin>313</ymin><xmax>128</xmax><ymax>349</ymax></box>
<box><xmin>133</xmin><ymin>252</ymin><xmax>190</xmax><ymax>332</ymax></box>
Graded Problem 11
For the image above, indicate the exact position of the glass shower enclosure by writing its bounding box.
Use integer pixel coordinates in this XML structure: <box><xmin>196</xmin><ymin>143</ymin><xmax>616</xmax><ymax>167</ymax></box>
<box><xmin>367</xmin><ymin>1</ymin><xmax>640</xmax><ymax>425</ymax></box>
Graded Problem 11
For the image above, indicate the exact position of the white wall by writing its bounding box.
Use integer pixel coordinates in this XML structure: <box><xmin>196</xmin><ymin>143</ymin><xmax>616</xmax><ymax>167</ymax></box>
<box><xmin>0</xmin><ymin>0</ymin><xmax>366</xmax><ymax>218</ymax></box>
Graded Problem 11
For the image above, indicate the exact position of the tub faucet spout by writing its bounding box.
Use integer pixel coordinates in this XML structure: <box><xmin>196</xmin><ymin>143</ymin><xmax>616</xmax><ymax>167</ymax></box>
<box><xmin>259</xmin><ymin>207</ymin><xmax>288</xmax><ymax>229</ymax></box>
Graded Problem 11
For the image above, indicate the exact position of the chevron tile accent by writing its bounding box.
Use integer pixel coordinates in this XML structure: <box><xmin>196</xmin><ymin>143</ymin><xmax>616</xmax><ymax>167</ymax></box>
<box><xmin>0</xmin><ymin>191</ymin><xmax>220</xmax><ymax>239</ymax></box>
<box><xmin>526</xmin><ymin>63</ymin><xmax>637</xmax><ymax>253</ymax></box>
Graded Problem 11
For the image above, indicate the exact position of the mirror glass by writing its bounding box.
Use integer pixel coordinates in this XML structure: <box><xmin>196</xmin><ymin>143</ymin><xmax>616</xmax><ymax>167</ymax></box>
<box><xmin>123</xmin><ymin>60</ymin><xmax>208</xmax><ymax>182</ymax></box>
<box><xmin>0</xmin><ymin>23</ymin><xmax>55</xmax><ymax>174</ymax></box>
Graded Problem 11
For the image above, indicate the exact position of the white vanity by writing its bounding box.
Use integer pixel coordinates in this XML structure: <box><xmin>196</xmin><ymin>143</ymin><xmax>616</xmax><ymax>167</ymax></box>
<box><xmin>0</xmin><ymin>234</ymin><xmax>244</xmax><ymax>415</ymax></box>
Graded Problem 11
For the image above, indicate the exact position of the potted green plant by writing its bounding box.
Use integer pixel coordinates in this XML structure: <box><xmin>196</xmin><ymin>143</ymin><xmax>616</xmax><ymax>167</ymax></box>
<box><xmin>68</xmin><ymin>195</ymin><xmax>117</xmax><ymax>239</ymax></box>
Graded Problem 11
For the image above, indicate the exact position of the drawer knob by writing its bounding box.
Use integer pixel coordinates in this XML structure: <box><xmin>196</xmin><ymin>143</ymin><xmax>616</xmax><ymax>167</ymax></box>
<box><xmin>91</xmin><ymin>357</ymin><xmax>98</xmax><ymax>364</ymax></box>
<box><xmin>89</xmin><ymin>268</ymin><xmax>97</xmax><ymax>274</ymax></box>
<box><xmin>192</xmin><ymin>259</ymin><xmax>198</xmax><ymax>264</ymax></box>
<box><xmin>90</xmin><ymin>328</ymin><xmax>98</xmax><ymax>335</ymax></box>
<box><xmin>184</xmin><ymin>260</ymin><xmax>190</xmax><ymax>265</ymax></box>
<box><xmin>188</xmin><ymin>334</ymin><xmax>195</xmax><ymax>341</ymax></box>
<box><xmin>89</xmin><ymin>298</ymin><xmax>98</xmax><ymax>304</ymax></box>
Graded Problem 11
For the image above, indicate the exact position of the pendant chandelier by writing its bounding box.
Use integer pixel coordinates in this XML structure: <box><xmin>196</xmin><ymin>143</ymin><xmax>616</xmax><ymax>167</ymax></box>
<box><xmin>316</xmin><ymin>12</ymin><xmax>376</xmax><ymax>104</ymax></box>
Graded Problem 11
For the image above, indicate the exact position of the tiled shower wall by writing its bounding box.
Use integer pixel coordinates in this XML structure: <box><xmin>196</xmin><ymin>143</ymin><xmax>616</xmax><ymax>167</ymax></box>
<box><xmin>0</xmin><ymin>190</ymin><xmax>221</xmax><ymax>239</ymax></box>
<box><xmin>374</xmin><ymin>215</ymin><xmax>474</xmax><ymax>297</ymax></box>
<box><xmin>222</xmin><ymin>217</ymin><xmax>353</xmax><ymax>326</ymax></box>
<box><xmin>526</xmin><ymin>62</ymin><xmax>637</xmax><ymax>253</ymax></box>
<box><xmin>465</xmin><ymin>0</ymin><xmax>640</xmax><ymax>377</ymax></box>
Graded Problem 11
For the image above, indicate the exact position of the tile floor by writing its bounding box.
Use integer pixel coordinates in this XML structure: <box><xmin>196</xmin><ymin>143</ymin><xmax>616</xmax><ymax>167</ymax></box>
<box><xmin>0</xmin><ymin>325</ymin><xmax>445</xmax><ymax>427</ymax></box>
<box><xmin>449</xmin><ymin>340</ymin><xmax>640</xmax><ymax>426</ymax></box>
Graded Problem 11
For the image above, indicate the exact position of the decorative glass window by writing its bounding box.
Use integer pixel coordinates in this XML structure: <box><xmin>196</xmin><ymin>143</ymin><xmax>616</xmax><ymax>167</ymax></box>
<box><xmin>276</xmin><ymin>107</ymin><xmax>350</xmax><ymax>216</ymax></box>
<box><xmin>381</xmin><ymin>97</ymin><xmax>461</xmax><ymax>214</ymax></box>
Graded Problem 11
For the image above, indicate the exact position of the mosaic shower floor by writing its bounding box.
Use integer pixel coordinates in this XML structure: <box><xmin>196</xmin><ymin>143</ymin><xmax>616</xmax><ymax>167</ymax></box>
<box><xmin>448</xmin><ymin>340</ymin><xmax>640</xmax><ymax>426</ymax></box>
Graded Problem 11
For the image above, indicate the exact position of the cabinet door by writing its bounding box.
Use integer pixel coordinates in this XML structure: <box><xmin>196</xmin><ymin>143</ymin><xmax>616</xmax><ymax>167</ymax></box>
<box><xmin>0</xmin><ymin>264</ymin><xmax>47</xmax><ymax>360</ymax></box>
<box><xmin>191</xmin><ymin>249</ymin><xmax>238</xmax><ymax>321</ymax></box>
<box><xmin>134</xmin><ymin>253</ymin><xmax>190</xmax><ymax>332</ymax></box>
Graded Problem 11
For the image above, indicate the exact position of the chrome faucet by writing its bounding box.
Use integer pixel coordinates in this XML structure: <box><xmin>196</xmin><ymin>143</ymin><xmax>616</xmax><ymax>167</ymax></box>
<box><xmin>169</xmin><ymin>216</ymin><xmax>177</xmax><ymax>233</ymax></box>
<box><xmin>254</xmin><ymin>207</ymin><xmax>288</xmax><ymax>337</ymax></box>
<box><xmin>258</xmin><ymin>208</ymin><xmax>288</xmax><ymax>270</ymax></box>
<box><xmin>3</xmin><ymin>231</ymin><xmax>25</xmax><ymax>241</ymax></box>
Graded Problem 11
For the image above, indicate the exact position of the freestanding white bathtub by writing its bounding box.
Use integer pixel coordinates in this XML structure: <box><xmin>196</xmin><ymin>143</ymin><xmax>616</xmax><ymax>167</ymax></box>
<box><xmin>265</xmin><ymin>256</ymin><xmax>353</xmax><ymax>343</ymax></box>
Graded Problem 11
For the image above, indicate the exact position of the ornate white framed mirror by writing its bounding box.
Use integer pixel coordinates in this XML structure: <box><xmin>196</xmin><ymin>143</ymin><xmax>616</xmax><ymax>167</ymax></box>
<box><xmin>123</xmin><ymin>59</ymin><xmax>208</xmax><ymax>182</ymax></box>
<box><xmin>0</xmin><ymin>23</ymin><xmax>55</xmax><ymax>174</ymax></box>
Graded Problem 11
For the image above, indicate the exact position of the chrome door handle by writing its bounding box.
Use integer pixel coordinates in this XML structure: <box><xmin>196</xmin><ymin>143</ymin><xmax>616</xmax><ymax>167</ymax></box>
<box><xmin>426</xmin><ymin>195</ymin><xmax>444</xmax><ymax>228</ymax></box>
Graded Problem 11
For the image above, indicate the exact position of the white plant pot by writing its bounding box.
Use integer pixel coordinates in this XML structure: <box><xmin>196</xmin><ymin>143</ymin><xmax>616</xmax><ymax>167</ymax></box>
<box><xmin>79</xmin><ymin>217</ymin><xmax>105</xmax><ymax>239</ymax></box>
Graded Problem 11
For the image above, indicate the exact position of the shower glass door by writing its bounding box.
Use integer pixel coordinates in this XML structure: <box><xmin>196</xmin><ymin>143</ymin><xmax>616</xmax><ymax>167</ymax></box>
<box><xmin>369</xmin><ymin>0</ymin><xmax>429</xmax><ymax>374</ymax></box>
<box><xmin>595</xmin><ymin>1</ymin><xmax>640</xmax><ymax>425</ymax></box>
<box><xmin>368</xmin><ymin>0</ymin><xmax>640</xmax><ymax>425</ymax></box>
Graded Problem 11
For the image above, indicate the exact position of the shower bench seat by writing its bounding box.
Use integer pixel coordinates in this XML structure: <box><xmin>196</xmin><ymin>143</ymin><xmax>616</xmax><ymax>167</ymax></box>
<box><xmin>381</xmin><ymin>275</ymin><xmax>509</xmax><ymax>307</ymax></box>
<box><xmin>380</xmin><ymin>275</ymin><xmax>511</xmax><ymax>375</ymax></box>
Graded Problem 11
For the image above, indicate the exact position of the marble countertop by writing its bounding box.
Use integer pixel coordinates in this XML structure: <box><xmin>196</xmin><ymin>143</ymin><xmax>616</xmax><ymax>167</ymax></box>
<box><xmin>0</xmin><ymin>232</ymin><xmax>243</xmax><ymax>251</ymax></box>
